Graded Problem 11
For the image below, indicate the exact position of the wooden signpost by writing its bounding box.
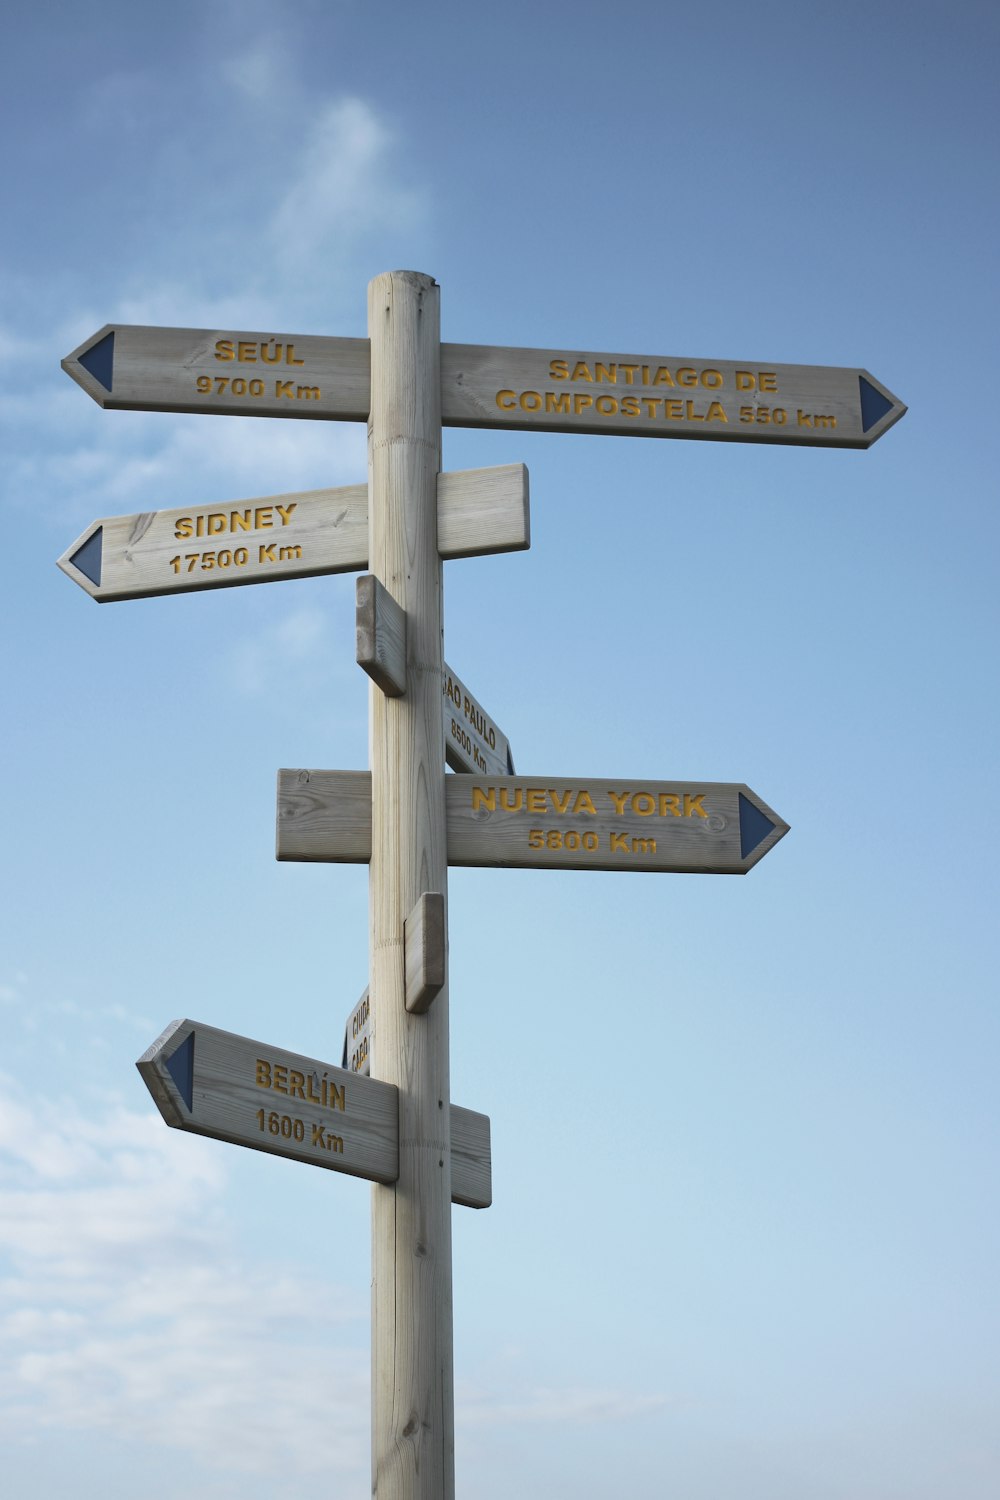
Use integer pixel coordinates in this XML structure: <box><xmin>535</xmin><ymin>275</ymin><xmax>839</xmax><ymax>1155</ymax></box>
<box><xmin>138</xmin><ymin>1017</ymin><xmax>491</xmax><ymax>1209</ymax></box>
<box><xmin>60</xmin><ymin>270</ymin><xmax>905</xmax><ymax>1500</ymax></box>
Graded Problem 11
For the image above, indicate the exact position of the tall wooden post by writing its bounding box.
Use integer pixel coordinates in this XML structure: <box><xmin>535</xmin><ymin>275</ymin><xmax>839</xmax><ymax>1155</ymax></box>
<box><xmin>367</xmin><ymin>272</ymin><xmax>454</xmax><ymax>1499</ymax></box>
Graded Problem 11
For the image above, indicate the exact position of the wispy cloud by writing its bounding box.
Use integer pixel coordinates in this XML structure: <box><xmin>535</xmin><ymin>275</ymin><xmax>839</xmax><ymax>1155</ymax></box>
<box><xmin>0</xmin><ymin>1083</ymin><xmax>368</xmax><ymax>1486</ymax></box>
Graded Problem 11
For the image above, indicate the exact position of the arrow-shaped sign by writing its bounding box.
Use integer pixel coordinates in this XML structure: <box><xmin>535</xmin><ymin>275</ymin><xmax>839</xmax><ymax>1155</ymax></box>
<box><xmin>276</xmin><ymin>771</ymin><xmax>788</xmax><ymax>875</ymax></box>
<box><xmin>443</xmin><ymin>664</ymin><xmax>515</xmax><ymax>776</ymax></box>
<box><xmin>64</xmin><ymin>324</ymin><xmax>905</xmax><ymax>449</ymax></box>
<box><xmin>58</xmin><ymin>464</ymin><xmax>529</xmax><ymax>602</ymax></box>
<box><xmin>138</xmin><ymin>1018</ymin><xmax>491</xmax><ymax>1209</ymax></box>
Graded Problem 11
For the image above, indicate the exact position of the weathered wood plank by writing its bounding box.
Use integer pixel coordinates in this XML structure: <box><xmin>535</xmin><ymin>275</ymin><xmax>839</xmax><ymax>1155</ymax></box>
<box><xmin>436</xmin><ymin>463</ymin><xmax>529</xmax><ymax>556</ymax></box>
<box><xmin>404</xmin><ymin>892</ymin><xmax>446</xmax><ymax>1014</ymax></box>
<box><xmin>137</xmin><ymin>1018</ymin><xmax>398</xmax><ymax>1185</ymax></box>
<box><xmin>58</xmin><ymin>464</ymin><xmax>530</xmax><ymax>603</ymax></box>
<box><xmin>440</xmin><ymin>342</ymin><xmax>905</xmax><ymax>449</ymax></box>
<box><xmin>357</xmin><ymin>574</ymin><xmax>407</xmax><ymax>697</ymax></box>
<box><xmin>276</xmin><ymin>770</ymin><xmax>789</xmax><ymax>874</ymax></box>
<box><xmin>442</xmin><ymin>664</ymin><xmax>514</xmax><ymax>776</ymax></box>
<box><xmin>63</xmin><ymin>324</ymin><xmax>371</xmax><ymax>420</ymax></box>
<box><xmin>138</xmin><ymin>1017</ymin><xmax>490</xmax><ymax>1207</ymax></box>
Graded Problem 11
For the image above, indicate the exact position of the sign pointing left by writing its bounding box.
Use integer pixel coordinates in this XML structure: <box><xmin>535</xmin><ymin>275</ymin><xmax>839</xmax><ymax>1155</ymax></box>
<box><xmin>57</xmin><ymin>464</ymin><xmax>529</xmax><ymax>601</ymax></box>
<box><xmin>63</xmin><ymin>324</ymin><xmax>371</xmax><ymax>420</ymax></box>
<box><xmin>138</xmin><ymin>1018</ymin><xmax>492</xmax><ymax>1209</ymax></box>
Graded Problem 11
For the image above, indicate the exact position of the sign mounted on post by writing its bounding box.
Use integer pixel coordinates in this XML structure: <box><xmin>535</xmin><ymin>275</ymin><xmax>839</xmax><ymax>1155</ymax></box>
<box><xmin>57</xmin><ymin>464</ymin><xmax>529</xmax><ymax>602</ymax></box>
<box><xmin>138</xmin><ymin>1018</ymin><xmax>492</xmax><ymax>1209</ymax></box>
<box><xmin>64</xmin><ymin>324</ymin><xmax>905</xmax><ymax>450</ymax></box>
<box><xmin>275</xmin><ymin>769</ymin><xmax>788</xmax><ymax>875</ymax></box>
<box><xmin>443</xmin><ymin>664</ymin><xmax>514</xmax><ymax>776</ymax></box>
<box><xmin>63</xmin><ymin>324</ymin><xmax>372</xmax><ymax>421</ymax></box>
<box><xmin>440</xmin><ymin>343</ymin><xmax>906</xmax><ymax>448</ymax></box>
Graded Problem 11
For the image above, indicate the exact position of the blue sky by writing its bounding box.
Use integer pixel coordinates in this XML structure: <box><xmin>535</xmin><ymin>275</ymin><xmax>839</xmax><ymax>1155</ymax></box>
<box><xmin>2</xmin><ymin>2</ymin><xmax>998</xmax><ymax>1496</ymax></box>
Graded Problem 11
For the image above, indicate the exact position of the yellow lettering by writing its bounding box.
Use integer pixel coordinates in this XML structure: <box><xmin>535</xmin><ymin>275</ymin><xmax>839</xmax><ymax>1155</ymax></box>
<box><xmin>608</xmin><ymin>790</ymin><xmax>629</xmax><ymax>816</ymax></box>
<box><xmin>275</xmin><ymin>503</ymin><xmax>297</xmax><ymax>526</ymax></box>
<box><xmin>237</xmin><ymin>341</ymin><xmax>257</xmax><ymax>362</ymax></box>
<box><xmin>496</xmin><ymin>389</ymin><xmax>516</xmax><ymax>410</ymax></box>
<box><xmin>572</xmin><ymin>790</ymin><xmax>597</xmax><ymax>815</ymax></box>
<box><xmin>289</xmin><ymin>1070</ymin><xmax>305</xmax><ymax>1099</ymax></box>
<box><xmin>549</xmin><ymin>359</ymin><xmax>569</xmax><ymax>380</ymax></box>
<box><xmin>651</xmin><ymin>366</ymin><xmax>676</xmax><ymax>387</ymax></box>
<box><xmin>499</xmin><ymin>787</ymin><xmax>523</xmax><ymax>811</ymax></box>
<box><xmin>702</xmin><ymin>368</ymin><xmax>724</xmax><ymax>389</ymax></box>
<box><xmin>255</xmin><ymin>1060</ymin><xmax>271</xmax><ymax>1088</ymax></box>
<box><xmin>574</xmin><ymin>393</ymin><xmax>593</xmax><ymax>414</ymax></box>
<box><xmin>759</xmin><ymin>372</ymin><xmax>777</xmax><ymax>392</ymax></box>
<box><xmin>621</xmin><ymin>396</ymin><xmax>640</xmax><ymax>417</ymax></box>
<box><xmin>571</xmin><ymin>361</ymin><xmax>593</xmax><ymax>382</ymax></box>
<box><xmin>231</xmin><ymin>509</ymin><xmax>252</xmax><ymax>532</ymax></box>
<box><xmin>272</xmin><ymin>1064</ymin><xmax>288</xmax><ymax>1094</ymax></box>
<box><xmin>214</xmin><ymin>339</ymin><xmax>235</xmax><ymax>362</ymax></box>
<box><xmin>548</xmin><ymin>789</ymin><xmax>572</xmax><ymax>814</ymax></box>
<box><xmin>545</xmin><ymin>392</ymin><xmax>571</xmax><ymax>414</ymax></box>
<box><xmin>684</xmin><ymin>793</ymin><xmax>707</xmax><ymax>818</ymax></box>
<box><xmin>659</xmin><ymin>793</ymin><xmax>681</xmax><ymax>816</ymax></box>
<box><xmin>676</xmin><ymin>367</ymin><xmax>698</xmax><ymax>387</ymax></box>
<box><xmin>594</xmin><ymin>362</ymin><xmax>616</xmax><ymax>383</ymax></box>
<box><xmin>207</xmin><ymin>514</ymin><xmax>227</xmax><ymax>535</ymax></box>
<box><xmin>520</xmin><ymin>390</ymin><xmax>543</xmax><ymax>411</ymax></box>
<box><xmin>527</xmin><ymin>789</ymin><xmax>546</xmax><ymax>812</ymax></box>
<box><xmin>618</xmin><ymin>364</ymin><xmax>639</xmax><ymax>384</ymax></box>
<box><xmin>707</xmin><ymin>401</ymin><xmax>727</xmax><ymax>422</ymax></box>
<box><xmin>665</xmin><ymin>399</ymin><xmax>684</xmax><ymax>420</ymax></box>
<box><xmin>632</xmin><ymin>792</ymin><xmax>655</xmax><ymax>815</ymax></box>
<box><xmin>254</xmin><ymin>507</ymin><xmax>274</xmax><ymax>529</ymax></box>
<box><xmin>472</xmin><ymin>786</ymin><xmax>496</xmax><ymax>812</ymax></box>
<box><xmin>174</xmin><ymin>517</ymin><xmax>193</xmax><ymax>539</ymax></box>
<box><xmin>285</xmin><ymin>343</ymin><xmax>305</xmax><ymax>366</ymax></box>
<box><xmin>735</xmin><ymin>370</ymin><xmax>755</xmax><ymax>390</ymax></box>
<box><xmin>328</xmin><ymin>1080</ymin><xmax>346</xmax><ymax>1112</ymax></box>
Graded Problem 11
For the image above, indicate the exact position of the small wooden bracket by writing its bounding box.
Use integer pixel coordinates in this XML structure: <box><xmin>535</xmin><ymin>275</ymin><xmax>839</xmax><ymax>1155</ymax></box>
<box><xmin>356</xmin><ymin>574</ymin><xmax>407</xmax><ymax>696</ymax></box>
<box><xmin>404</xmin><ymin>892</ymin><xmax>446</xmax><ymax>1013</ymax></box>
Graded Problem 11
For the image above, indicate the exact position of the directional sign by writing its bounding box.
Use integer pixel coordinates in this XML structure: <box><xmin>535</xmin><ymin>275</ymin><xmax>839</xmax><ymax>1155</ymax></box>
<box><xmin>276</xmin><ymin>770</ymin><xmax>788</xmax><ymax>875</ymax></box>
<box><xmin>440</xmin><ymin>343</ymin><xmax>906</xmax><ymax>449</ymax></box>
<box><xmin>63</xmin><ymin>324</ymin><xmax>371</xmax><ymax>420</ymax></box>
<box><xmin>65</xmin><ymin>324</ymin><xmax>905</xmax><ymax>449</ymax></box>
<box><xmin>138</xmin><ymin>1018</ymin><xmax>491</xmax><ymax>1209</ymax></box>
<box><xmin>58</xmin><ymin>464</ymin><xmax>529</xmax><ymax>602</ymax></box>
<box><xmin>342</xmin><ymin>987</ymin><xmax>371</xmax><ymax>1076</ymax></box>
<box><xmin>443</xmin><ymin>664</ymin><xmax>514</xmax><ymax>776</ymax></box>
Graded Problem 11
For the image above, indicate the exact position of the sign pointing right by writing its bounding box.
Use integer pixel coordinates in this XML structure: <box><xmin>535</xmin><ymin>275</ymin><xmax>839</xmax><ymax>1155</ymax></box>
<box><xmin>276</xmin><ymin>770</ymin><xmax>789</xmax><ymax>875</ymax></box>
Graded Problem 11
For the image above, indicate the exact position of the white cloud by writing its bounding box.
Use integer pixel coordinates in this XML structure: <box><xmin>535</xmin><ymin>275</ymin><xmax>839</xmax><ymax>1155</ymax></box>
<box><xmin>270</xmin><ymin>97</ymin><xmax>421</xmax><ymax>272</ymax></box>
<box><xmin>458</xmin><ymin>1381</ymin><xmax>674</xmax><ymax>1428</ymax></box>
<box><xmin>0</xmin><ymin>1082</ymin><xmax>369</xmax><ymax>1487</ymax></box>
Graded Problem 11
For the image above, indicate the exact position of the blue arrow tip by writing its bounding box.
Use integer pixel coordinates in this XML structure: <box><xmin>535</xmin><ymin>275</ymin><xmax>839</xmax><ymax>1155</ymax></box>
<box><xmin>70</xmin><ymin>527</ymin><xmax>103</xmax><ymax>586</ymax></box>
<box><xmin>79</xmin><ymin>331</ymin><xmax>115</xmax><ymax>393</ymax></box>
<box><xmin>165</xmin><ymin>1032</ymin><xmax>195</xmax><ymax>1112</ymax></box>
<box><xmin>859</xmin><ymin>376</ymin><xmax>893</xmax><ymax>432</ymax></box>
<box><xmin>739</xmin><ymin>793</ymin><xmax>776</xmax><ymax>860</ymax></box>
